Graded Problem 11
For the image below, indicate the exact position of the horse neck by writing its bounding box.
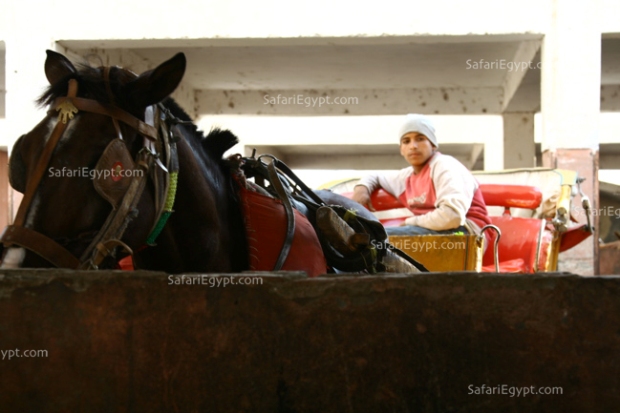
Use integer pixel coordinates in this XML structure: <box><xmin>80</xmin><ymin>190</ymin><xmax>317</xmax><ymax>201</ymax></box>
<box><xmin>135</xmin><ymin>133</ymin><xmax>248</xmax><ymax>273</ymax></box>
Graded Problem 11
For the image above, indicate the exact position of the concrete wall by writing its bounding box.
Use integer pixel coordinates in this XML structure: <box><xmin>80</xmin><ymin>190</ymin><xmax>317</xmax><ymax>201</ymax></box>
<box><xmin>0</xmin><ymin>270</ymin><xmax>619</xmax><ymax>412</ymax></box>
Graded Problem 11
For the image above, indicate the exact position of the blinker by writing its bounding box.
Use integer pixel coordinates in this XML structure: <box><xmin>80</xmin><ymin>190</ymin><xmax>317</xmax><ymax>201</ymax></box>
<box><xmin>93</xmin><ymin>139</ymin><xmax>135</xmax><ymax>208</ymax></box>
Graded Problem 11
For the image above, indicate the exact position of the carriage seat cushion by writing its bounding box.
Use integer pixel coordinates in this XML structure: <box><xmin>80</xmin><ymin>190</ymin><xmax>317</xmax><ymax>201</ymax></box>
<box><xmin>362</xmin><ymin>184</ymin><xmax>543</xmax><ymax>213</ymax></box>
<box><xmin>479</xmin><ymin>184</ymin><xmax>543</xmax><ymax>211</ymax></box>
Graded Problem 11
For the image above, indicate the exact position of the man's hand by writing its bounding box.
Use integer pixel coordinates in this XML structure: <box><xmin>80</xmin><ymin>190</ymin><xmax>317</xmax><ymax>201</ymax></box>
<box><xmin>352</xmin><ymin>185</ymin><xmax>376</xmax><ymax>212</ymax></box>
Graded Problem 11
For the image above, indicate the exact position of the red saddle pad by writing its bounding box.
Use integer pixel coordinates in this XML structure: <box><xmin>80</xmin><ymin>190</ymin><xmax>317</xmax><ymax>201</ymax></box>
<box><xmin>239</xmin><ymin>185</ymin><xmax>327</xmax><ymax>277</ymax></box>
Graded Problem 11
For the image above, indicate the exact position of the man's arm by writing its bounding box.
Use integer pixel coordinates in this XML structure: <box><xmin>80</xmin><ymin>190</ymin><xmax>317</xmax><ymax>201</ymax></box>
<box><xmin>352</xmin><ymin>185</ymin><xmax>375</xmax><ymax>211</ymax></box>
<box><xmin>353</xmin><ymin>169</ymin><xmax>411</xmax><ymax>211</ymax></box>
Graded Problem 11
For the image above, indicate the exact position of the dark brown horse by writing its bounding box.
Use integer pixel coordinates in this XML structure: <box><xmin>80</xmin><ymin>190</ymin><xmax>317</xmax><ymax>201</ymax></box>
<box><xmin>1</xmin><ymin>51</ymin><xmax>250</xmax><ymax>273</ymax></box>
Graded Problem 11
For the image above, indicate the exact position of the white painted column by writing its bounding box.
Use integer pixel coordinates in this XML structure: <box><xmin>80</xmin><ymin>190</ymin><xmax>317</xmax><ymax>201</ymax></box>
<box><xmin>540</xmin><ymin>0</ymin><xmax>601</xmax><ymax>275</ymax></box>
<box><xmin>503</xmin><ymin>112</ymin><xmax>536</xmax><ymax>169</ymax></box>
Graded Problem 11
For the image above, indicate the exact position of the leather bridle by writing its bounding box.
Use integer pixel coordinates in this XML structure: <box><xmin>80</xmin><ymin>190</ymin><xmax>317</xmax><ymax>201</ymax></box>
<box><xmin>0</xmin><ymin>75</ymin><xmax>176</xmax><ymax>269</ymax></box>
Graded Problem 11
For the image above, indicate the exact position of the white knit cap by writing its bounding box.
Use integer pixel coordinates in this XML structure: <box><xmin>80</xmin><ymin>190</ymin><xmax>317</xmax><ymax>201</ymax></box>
<box><xmin>398</xmin><ymin>114</ymin><xmax>438</xmax><ymax>148</ymax></box>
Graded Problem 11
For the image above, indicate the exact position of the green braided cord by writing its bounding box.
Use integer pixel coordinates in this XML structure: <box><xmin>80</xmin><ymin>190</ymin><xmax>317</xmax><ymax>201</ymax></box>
<box><xmin>146</xmin><ymin>211</ymin><xmax>172</xmax><ymax>245</ymax></box>
<box><xmin>146</xmin><ymin>172</ymin><xmax>178</xmax><ymax>245</ymax></box>
<box><xmin>164</xmin><ymin>171</ymin><xmax>178</xmax><ymax>211</ymax></box>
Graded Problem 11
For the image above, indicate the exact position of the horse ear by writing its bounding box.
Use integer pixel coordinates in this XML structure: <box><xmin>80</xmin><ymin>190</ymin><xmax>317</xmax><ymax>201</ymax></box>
<box><xmin>44</xmin><ymin>50</ymin><xmax>77</xmax><ymax>85</ymax></box>
<box><xmin>126</xmin><ymin>53</ymin><xmax>186</xmax><ymax>108</ymax></box>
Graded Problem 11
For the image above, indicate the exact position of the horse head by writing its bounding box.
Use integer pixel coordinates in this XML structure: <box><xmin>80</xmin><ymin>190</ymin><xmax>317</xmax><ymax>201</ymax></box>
<box><xmin>1</xmin><ymin>50</ymin><xmax>188</xmax><ymax>269</ymax></box>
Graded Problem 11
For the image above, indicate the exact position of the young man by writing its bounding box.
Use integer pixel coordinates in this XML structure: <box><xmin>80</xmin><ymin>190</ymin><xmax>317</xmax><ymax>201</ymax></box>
<box><xmin>352</xmin><ymin>114</ymin><xmax>492</xmax><ymax>243</ymax></box>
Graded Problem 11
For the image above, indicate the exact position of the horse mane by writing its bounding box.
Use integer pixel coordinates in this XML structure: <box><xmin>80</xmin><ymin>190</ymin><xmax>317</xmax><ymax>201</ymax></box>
<box><xmin>161</xmin><ymin>98</ymin><xmax>239</xmax><ymax>160</ymax></box>
<box><xmin>159</xmin><ymin>98</ymin><xmax>239</xmax><ymax>159</ymax></box>
<box><xmin>202</xmin><ymin>128</ymin><xmax>239</xmax><ymax>160</ymax></box>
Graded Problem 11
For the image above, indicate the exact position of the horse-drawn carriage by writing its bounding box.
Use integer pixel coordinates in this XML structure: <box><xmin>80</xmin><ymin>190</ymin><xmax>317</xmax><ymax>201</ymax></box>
<box><xmin>321</xmin><ymin>168</ymin><xmax>594</xmax><ymax>273</ymax></box>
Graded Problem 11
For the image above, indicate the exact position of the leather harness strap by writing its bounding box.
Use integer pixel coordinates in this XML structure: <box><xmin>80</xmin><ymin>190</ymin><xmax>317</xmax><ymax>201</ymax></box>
<box><xmin>266</xmin><ymin>161</ymin><xmax>295</xmax><ymax>271</ymax></box>
<box><xmin>13</xmin><ymin>79</ymin><xmax>79</xmax><ymax>228</ymax></box>
<box><xmin>0</xmin><ymin>225</ymin><xmax>81</xmax><ymax>269</ymax></box>
<box><xmin>1</xmin><ymin>79</ymin><xmax>82</xmax><ymax>268</ymax></box>
<box><xmin>102</xmin><ymin>66</ymin><xmax>123</xmax><ymax>141</ymax></box>
<box><xmin>49</xmin><ymin>97</ymin><xmax>159</xmax><ymax>141</ymax></box>
<box><xmin>1</xmin><ymin>74</ymin><xmax>174</xmax><ymax>269</ymax></box>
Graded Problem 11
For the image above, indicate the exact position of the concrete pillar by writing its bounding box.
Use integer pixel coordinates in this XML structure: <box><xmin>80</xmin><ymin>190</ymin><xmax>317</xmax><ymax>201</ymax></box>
<box><xmin>503</xmin><ymin>112</ymin><xmax>536</xmax><ymax>169</ymax></box>
<box><xmin>540</xmin><ymin>0</ymin><xmax>601</xmax><ymax>275</ymax></box>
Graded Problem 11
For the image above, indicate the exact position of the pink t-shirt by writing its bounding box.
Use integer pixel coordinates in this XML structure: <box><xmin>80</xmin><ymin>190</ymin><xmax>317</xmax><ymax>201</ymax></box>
<box><xmin>398</xmin><ymin>160</ymin><xmax>437</xmax><ymax>215</ymax></box>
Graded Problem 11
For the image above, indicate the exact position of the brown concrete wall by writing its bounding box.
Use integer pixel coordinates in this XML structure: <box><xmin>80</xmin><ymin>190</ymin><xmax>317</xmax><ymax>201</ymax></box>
<box><xmin>600</xmin><ymin>241</ymin><xmax>620</xmax><ymax>275</ymax></box>
<box><xmin>0</xmin><ymin>270</ymin><xmax>619</xmax><ymax>412</ymax></box>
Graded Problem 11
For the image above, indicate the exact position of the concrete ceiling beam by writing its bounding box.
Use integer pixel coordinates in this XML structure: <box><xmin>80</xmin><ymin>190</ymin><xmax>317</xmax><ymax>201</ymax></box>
<box><xmin>285</xmin><ymin>153</ymin><xmax>405</xmax><ymax>170</ymax></box>
<box><xmin>245</xmin><ymin>143</ymin><xmax>486</xmax><ymax>171</ymax></box>
<box><xmin>500</xmin><ymin>40</ymin><xmax>542</xmax><ymax>112</ymax></box>
<box><xmin>196</xmin><ymin>87</ymin><xmax>503</xmax><ymax>116</ymax></box>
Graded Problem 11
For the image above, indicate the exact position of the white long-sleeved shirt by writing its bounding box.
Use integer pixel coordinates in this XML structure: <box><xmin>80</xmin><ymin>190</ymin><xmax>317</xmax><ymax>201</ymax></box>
<box><xmin>357</xmin><ymin>153</ymin><xmax>481</xmax><ymax>231</ymax></box>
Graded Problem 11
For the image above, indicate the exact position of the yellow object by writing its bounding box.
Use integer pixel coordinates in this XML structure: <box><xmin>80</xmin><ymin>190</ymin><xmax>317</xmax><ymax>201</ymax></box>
<box><xmin>56</xmin><ymin>100</ymin><xmax>78</xmax><ymax>124</ymax></box>
<box><xmin>389</xmin><ymin>234</ymin><xmax>483</xmax><ymax>272</ymax></box>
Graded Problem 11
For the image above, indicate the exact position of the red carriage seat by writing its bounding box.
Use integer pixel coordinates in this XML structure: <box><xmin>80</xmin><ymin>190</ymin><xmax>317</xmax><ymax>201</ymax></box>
<box><xmin>478</xmin><ymin>184</ymin><xmax>548</xmax><ymax>273</ymax></box>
